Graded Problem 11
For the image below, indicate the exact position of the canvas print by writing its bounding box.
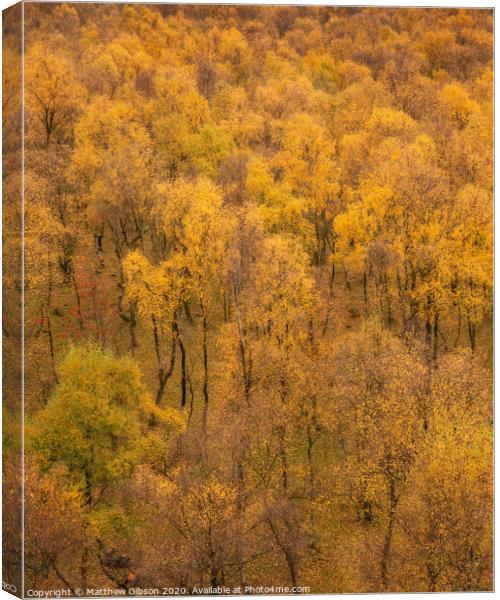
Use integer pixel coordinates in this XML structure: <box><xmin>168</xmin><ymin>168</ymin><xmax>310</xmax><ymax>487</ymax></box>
<box><xmin>2</xmin><ymin>2</ymin><xmax>493</xmax><ymax>597</ymax></box>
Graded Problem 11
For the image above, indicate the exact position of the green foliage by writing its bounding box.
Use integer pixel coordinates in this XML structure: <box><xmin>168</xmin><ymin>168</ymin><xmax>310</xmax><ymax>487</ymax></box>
<box><xmin>29</xmin><ymin>346</ymin><xmax>156</xmax><ymax>502</ymax></box>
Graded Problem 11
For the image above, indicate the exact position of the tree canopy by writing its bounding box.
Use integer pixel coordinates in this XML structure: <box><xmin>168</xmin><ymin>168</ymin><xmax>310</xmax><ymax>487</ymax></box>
<box><xmin>8</xmin><ymin>4</ymin><xmax>492</xmax><ymax>594</ymax></box>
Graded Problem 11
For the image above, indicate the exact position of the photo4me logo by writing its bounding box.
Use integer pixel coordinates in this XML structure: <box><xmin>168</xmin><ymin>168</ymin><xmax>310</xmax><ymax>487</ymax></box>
<box><xmin>190</xmin><ymin>585</ymin><xmax>310</xmax><ymax>595</ymax></box>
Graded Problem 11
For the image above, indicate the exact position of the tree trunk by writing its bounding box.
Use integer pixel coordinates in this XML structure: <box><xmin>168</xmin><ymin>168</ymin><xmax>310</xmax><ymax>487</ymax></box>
<box><xmin>278</xmin><ymin>372</ymin><xmax>289</xmax><ymax>491</ymax></box>
<box><xmin>380</xmin><ymin>476</ymin><xmax>398</xmax><ymax>590</ymax></box>
<box><xmin>72</xmin><ymin>272</ymin><xmax>84</xmax><ymax>332</ymax></box>
<box><xmin>467</xmin><ymin>314</ymin><xmax>476</xmax><ymax>353</ymax></box>
<box><xmin>45</xmin><ymin>256</ymin><xmax>58</xmax><ymax>384</ymax></box>
<box><xmin>322</xmin><ymin>261</ymin><xmax>336</xmax><ymax>336</ymax></box>
<box><xmin>363</xmin><ymin>270</ymin><xmax>368</xmax><ymax>315</ymax></box>
<box><xmin>175</xmin><ymin>322</ymin><xmax>187</xmax><ymax>409</ymax></box>
<box><xmin>152</xmin><ymin>316</ymin><xmax>177</xmax><ymax>405</ymax></box>
<box><xmin>278</xmin><ymin>424</ymin><xmax>289</xmax><ymax>491</ymax></box>
<box><xmin>201</xmin><ymin>303</ymin><xmax>209</xmax><ymax>435</ymax></box>
<box><xmin>306</xmin><ymin>423</ymin><xmax>317</xmax><ymax>547</ymax></box>
<box><xmin>234</xmin><ymin>294</ymin><xmax>252</xmax><ymax>405</ymax></box>
<box><xmin>432</xmin><ymin>313</ymin><xmax>439</xmax><ymax>364</ymax></box>
<box><xmin>236</xmin><ymin>462</ymin><xmax>246</xmax><ymax>588</ymax></box>
<box><xmin>267</xmin><ymin>518</ymin><xmax>298</xmax><ymax>589</ymax></box>
<box><xmin>129</xmin><ymin>301</ymin><xmax>137</xmax><ymax>354</ymax></box>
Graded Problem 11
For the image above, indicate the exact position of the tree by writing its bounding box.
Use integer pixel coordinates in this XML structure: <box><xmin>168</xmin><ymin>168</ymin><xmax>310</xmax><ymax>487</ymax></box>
<box><xmin>395</xmin><ymin>351</ymin><xmax>492</xmax><ymax>591</ymax></box>
<box><xmin>125</xmin><ymin>177</ymin><xmax>233</xmax><ymax>425</ymax></box>
<box><xmin>29</xmin><ymin>345</ymin><xmax>183</xmax><ymax>589</ymax></box>
<box><xmin>25</xmin><ymin>465</ymin><xmax>85</xmax><ymax>592</ymax></box>
<box><xmin>25</xmin><ymin>42</ymin><xmax>84</xmax><ymax>147</ymax></box>
<box><xmin>123</xmin><ymin>250</ymin><xmax>181</xmax><ymax>405</ymax></box>
<box><xmin>329</xmin><ymin>322</ymin><xmax>425</xmax><ymax>591</ymax></box>
<box><xmin>69</xmin><ymin>99</ymin><xmax>154</xmax><ymax>349</ymax></box>
<box><xmin>29</xmin><ymin>345</ymin><xmax>178</xmax><ymax>505</ymax></box>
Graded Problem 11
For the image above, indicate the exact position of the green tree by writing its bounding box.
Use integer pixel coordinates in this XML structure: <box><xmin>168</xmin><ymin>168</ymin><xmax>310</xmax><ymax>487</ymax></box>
<box><xmin>29</xmin><ymin>345</ymin><xmax>169</xmax><ymax>505</ymax></box>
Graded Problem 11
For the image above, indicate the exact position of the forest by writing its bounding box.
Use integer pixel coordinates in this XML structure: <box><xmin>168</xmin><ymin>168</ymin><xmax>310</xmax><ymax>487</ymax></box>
<box><xmin>2</xmin><ymin>3</ymin><xmax>493</xmax><ymax>595</ymax></box>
